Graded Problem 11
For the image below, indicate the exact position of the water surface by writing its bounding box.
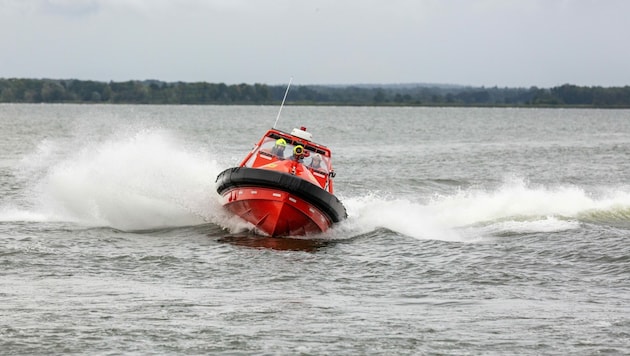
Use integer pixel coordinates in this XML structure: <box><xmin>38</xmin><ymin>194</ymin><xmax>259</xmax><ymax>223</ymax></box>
<box><xmin>1</xmin><ymin>104</ymin><xmax>629</xmax><ymax>354</ymax></box>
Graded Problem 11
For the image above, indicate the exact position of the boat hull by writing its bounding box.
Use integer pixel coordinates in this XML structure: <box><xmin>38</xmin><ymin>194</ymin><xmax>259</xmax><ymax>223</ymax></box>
<box><xmin>216</xmin><ymin>167</ymin><xmax>347</xmax><ymax>237</ymax></box>
<box><xmin>221</xmin><ymin>186</ymin><xmax>330</xmax><ymax>236</ymax></box>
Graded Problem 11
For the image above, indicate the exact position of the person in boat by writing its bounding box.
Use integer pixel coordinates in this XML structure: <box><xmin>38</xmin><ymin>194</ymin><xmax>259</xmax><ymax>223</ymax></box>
<box><xmin>309</xmin><ymin>153</ymin><xmax>324</xmax><ymax>169</ymax></box>
<box><xmin>270</xmin><ymin>138</ymin><xmax>287</xmax><ymax>159</ymax></box>
<box><xmin>292</xmin><ymin>145</ymin><xmax>306</xmax><ymax>163</ymax></box>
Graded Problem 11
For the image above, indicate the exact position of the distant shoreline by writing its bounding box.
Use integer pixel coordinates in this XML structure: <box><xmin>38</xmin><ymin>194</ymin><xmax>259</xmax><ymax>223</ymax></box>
<box><xmin>1</xmin><ymin>78</ymin><xmax>629</xmax><ymax>108</ymax></box>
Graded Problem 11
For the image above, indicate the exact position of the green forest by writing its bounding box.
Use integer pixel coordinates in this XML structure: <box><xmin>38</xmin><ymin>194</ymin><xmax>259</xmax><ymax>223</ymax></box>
<box><xmin>1</xmin><ymin>78</ymin><xmax>630</xmax><ymax>108</ymax></box>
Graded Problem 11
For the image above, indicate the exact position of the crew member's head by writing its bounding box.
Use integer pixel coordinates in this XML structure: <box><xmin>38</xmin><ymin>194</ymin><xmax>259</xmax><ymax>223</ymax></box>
<box><xmin>275</xmin><ymin>138</ymin><xmax>287</xmax><ymax>150</ymax></box>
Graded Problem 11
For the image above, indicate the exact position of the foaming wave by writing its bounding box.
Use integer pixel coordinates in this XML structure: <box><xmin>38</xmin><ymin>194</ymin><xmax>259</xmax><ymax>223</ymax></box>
<box><xmin>337</xmin><ymin>177</ymin><xmax>630</xmax><ymax>241</ymax></box>
<box><xmin>336</xmin><ymin>193</ymin><xmax>463</xmax><ymax>242</ymax></box>
<box><xmin>13</xmin><ymin>129</ymin><xmax>231</xmax><ymax>231</ymax></box>
<box><xmin>460</xmin><ymin>217</ymin><xmax>581</xmax><ymax>240</ymax></box>
<box><xmin>430</xmin><ymin>177</ymin><xmax>630</xmax><ymax>229</ymax></box>
<box><xmin>428</xmin><ymin>177</ymin><xmax>593</xmax><ymax>227</ymax></box>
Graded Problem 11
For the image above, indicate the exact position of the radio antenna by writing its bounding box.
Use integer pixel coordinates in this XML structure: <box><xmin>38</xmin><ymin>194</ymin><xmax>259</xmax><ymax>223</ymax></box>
<box><xmin>273</xmin><ymin>77</ymin><xmax>293</xmax><ymax>129</ymax></box>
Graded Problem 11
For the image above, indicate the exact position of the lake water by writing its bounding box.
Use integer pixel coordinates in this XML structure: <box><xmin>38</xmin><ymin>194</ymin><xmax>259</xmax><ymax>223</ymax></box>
<box><xmin>1</xmin><ymin>104</ymin><xmax>629</xmax><ymax>354</ymax></box>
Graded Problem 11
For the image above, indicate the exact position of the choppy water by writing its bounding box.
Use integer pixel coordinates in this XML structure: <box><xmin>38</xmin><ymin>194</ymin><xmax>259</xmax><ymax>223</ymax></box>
<box><xmin>1</xmin><ymin>104</ymin><xmax>629</xmax><ymax>355</ymax></box>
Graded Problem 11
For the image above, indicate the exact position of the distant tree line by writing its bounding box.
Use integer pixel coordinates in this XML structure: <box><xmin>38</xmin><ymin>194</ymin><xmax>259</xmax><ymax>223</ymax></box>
<box><xmin>0</xmin><ymin>79</ymin><xmax>272</xmax><ymax>105</ymax></box>
<box><xmin>1</xmin><ymin>78</ymin><xmax>629</xmax><ymax>108</ymax></box>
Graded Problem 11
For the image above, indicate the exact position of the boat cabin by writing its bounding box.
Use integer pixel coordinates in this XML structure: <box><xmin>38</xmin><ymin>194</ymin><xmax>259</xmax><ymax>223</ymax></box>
<box><xmin>239</xmin><ymin>127</ymin><xmax>335</xmax><ymax>193</ymax></box>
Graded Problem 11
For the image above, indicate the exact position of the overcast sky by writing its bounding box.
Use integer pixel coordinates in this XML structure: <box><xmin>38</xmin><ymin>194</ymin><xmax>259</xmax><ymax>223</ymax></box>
<box><xmin>1</xmin><ymin>0</ymin><xmax>628</xmax><ymax>87</ymax></box>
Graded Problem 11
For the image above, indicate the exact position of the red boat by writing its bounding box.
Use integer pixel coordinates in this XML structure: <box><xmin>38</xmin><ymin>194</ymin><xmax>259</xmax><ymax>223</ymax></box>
<box><xmin>215</xmin><ymin>126</ymin><xmax>347</xmax><ymax>237</ymax></box>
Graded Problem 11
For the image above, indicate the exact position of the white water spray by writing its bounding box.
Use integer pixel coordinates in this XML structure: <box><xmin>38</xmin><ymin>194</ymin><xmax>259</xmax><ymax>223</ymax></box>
<box><xmin>4</xmin><ymin>129</ymin><xmax>227</xmax><ymax>230</ymax></box>
<box><xmin>334</xmin><ymin>177</ymin><xmax>630</xmax><ymax>241</ymax></box>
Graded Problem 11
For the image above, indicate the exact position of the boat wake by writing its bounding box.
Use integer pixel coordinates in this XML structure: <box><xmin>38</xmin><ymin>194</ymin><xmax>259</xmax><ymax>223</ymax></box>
<box><xmin>3</xmin><ymin>128</ymin><xmax>630</xmax><ymax>242</ymax></box>
<box><xmin>335</xmin><ymin>177</ymin><xmax>630</xmax><ymax>242</ymax></box>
